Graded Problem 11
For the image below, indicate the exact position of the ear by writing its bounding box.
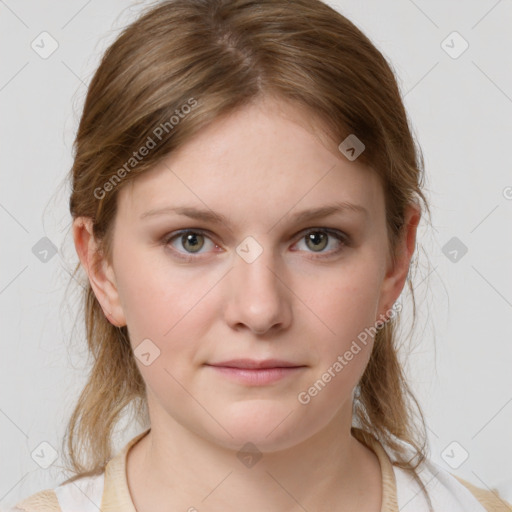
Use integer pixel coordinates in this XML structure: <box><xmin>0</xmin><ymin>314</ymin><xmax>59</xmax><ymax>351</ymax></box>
<box><xmin>72</xmin><ymin>217</ymin><xmax>126</xmax><ymax>327</ymax></box>
<box><xmin>376</xmin><ymin>202</ymin><xmax>421</xmax><ymax>324</ymax></box>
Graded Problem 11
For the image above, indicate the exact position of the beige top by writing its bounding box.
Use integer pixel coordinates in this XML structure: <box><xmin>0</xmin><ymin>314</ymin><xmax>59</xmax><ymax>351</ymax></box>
<box><xmin>12</xmin><ymin>428</ymin><xmax>512</xmax><ymax>512</ymax></box>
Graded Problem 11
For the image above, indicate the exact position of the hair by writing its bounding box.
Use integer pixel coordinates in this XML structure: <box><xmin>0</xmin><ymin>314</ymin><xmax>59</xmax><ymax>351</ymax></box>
<box><xmin>61</xmin><ymin>0</ymin><xmax>433</xmax><ymax>508</ymax></box>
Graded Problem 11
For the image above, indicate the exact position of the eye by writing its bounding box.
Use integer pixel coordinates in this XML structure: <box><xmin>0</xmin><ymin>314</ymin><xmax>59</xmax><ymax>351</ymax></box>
<box><xmin>162</xmin><ymin>227</ymin><xmax>349</xmax><ymax>262</ymax></box>
<box><xmin>292</xmin><ymin>228</ymin><xmax>348</xmax><ymax>258</ymax></box>
<box><xmin>163</xmin><ymin>230</ymin><xmax>218</xmax><ymax>260</ymax></box>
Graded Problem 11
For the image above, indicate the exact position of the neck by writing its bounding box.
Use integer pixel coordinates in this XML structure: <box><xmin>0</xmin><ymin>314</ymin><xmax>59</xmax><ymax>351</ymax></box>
<box><xmin>126</xmin><ymin>403</ymin><xmax>382</xmax><ymax>512</ymax></box>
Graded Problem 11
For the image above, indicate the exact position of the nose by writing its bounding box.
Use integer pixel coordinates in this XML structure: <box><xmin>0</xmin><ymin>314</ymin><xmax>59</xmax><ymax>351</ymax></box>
<box><xmin>223</xmin><ymin>243</ymin><xmax>292</xmax><ymax>336</ymax></box>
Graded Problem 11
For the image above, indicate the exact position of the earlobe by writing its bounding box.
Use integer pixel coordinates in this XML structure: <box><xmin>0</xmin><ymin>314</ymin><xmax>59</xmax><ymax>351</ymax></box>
<box><xmin>72</xmin><ymin>217</ymin><xmax>126</xmax><ymax>327</ymax></box>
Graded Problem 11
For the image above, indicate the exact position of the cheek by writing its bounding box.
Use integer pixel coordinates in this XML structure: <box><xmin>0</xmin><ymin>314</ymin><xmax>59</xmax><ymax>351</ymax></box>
<box><xmin>296</xmin><ymin>261</ymin><xmax>383</xmax><ymax>395</ymax></box>
<box><xmin>296</xmin><ymin>274</ymin><xmax>381</xmax><ymax>409</ymax></box>
<box><xmin>114</xmin><ymin>248</ymin><xmax>229</xmax><ymax>398</ymax></box>
<box><xmin>115</xmin><ymin>244</ymin><xmax>213</xmax><ymax>337</ymax></box>
<box><xmin>115</xmin><ymin>254</ymin><xmax>216</xmax><ymax>398</ymax></box>
<box><xmin>304</xmin><ymin>261</ymin><xmax>383</xmax><ymax>341</ymax></box>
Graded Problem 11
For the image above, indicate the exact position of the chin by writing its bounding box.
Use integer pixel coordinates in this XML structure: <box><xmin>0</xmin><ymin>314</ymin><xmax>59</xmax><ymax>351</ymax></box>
<box><xmin>203</xmin><ymin>402</ymin><xmax>313</xmax><ymax>452</ymax></box>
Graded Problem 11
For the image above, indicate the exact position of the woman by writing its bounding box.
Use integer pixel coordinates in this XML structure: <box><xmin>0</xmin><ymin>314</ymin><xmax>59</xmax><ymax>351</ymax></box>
<box><xmin>10</xmin><ymin>0</ymin><xmax>512</xmax><ymax>511</ymax></box>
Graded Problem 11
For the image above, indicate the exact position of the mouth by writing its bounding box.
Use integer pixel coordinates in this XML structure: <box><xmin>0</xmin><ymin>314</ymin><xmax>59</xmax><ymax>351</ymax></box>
<box><xmin>204</xmin><ymin>359</ymin><xmax>307</xmax><ymax>386</ymax></box>
<box><xmin>206</xmin><ymin>358</ymin><xmax>305</xmax><ymax>369</ymax></box>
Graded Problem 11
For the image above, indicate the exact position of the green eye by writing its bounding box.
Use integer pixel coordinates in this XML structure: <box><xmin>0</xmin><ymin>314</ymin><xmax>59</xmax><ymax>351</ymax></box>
<box><xmin>162</xmin><ymin>227</ymin><xmax>349</xmax><ymax>262</ymax></box>
<box><xmin>294</xmin><ymin>229</ymin><xmax>348</xmax><ymax>257</ymax></box>
<box><xmin>179</xmin><ymin>232</ymin><xmax>205</xmax><ymax>253</ymax></box>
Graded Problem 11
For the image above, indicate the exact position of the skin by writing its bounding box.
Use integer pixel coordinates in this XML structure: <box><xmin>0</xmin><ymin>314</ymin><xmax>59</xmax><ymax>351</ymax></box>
<box><xmin>73</xmin><ymin>94</ymin><xmax>420</xmax><ymax>512</ymax></box>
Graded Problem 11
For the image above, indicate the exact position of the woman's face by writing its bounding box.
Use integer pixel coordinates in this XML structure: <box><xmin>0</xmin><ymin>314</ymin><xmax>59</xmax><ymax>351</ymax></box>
<box><xmin>87</xmin><ymin>95</ymin><xmax>414</xmax><ymax>451</ymax></box>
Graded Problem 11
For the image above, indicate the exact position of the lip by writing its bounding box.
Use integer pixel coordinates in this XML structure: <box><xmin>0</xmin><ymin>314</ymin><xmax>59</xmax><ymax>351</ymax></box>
<box><xmin>207</xmin><ymin>358</ymin><xmax>303</xmax><ymax>369</ymax></box>
<box><xmin>205</xmin><ymin>359</ymin><xmax>306</xmax><ymax>386</ymax></box>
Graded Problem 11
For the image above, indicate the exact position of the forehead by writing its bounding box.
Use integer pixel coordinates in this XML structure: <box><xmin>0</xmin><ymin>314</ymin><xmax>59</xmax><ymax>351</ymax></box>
<box><xmin>118</xmin><ymin>96</ymin><xmax>384</xmax><ymax>226</ymax></box>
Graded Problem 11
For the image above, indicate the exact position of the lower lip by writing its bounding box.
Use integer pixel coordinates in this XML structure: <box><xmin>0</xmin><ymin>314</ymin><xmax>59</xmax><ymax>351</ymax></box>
<box><xmin>206</xmin><ymin>365</ymin><xmax>305</xmax><ymax>385</ymax></box>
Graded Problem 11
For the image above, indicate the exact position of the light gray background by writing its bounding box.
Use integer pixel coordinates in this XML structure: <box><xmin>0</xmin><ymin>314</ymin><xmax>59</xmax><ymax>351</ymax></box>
<box><xmin>1</xmin><ymin>0</ymin><xmax>511</xmax><ymax>508</ymax></box>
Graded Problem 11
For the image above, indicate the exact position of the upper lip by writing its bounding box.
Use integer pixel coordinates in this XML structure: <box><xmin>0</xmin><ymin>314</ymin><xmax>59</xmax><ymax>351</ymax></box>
<box><xmin>207</xmin><ymin>358</ymin><xmax>304</xmax><ymax>369</ymax></box>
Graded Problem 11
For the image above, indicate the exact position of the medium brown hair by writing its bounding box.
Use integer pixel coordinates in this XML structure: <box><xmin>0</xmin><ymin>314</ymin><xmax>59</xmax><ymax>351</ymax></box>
<box><xmin>62</xmin><ymin>0</ymin><xmax>433</xmax><ymax>507</ymax></box>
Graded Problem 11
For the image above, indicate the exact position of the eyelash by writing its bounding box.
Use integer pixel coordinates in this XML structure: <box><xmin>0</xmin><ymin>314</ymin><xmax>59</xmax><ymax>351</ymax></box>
<box><xmin>161</xmin><ymin>228</ymin><xmax>350</xmax><ymax>262</ymax></box>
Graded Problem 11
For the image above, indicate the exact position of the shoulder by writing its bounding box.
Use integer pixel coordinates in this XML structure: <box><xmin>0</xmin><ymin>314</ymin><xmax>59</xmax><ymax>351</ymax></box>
<box><xmin>352</xmin><ymin>428</ymin><xmax>512</xmax><ymax>511</ymax></box>
<box><xmin>9</xmin><ymin>472</ymin><xmax>104</xmax><ymax>512</ymax></box>
<box><xmin>453</xmin><ymin>475</ymin><xmax>512</xmax><ymax>512</ymax></box>
<box><xmin>393</xmin><ymin>457</ymin><xmax>512</xmax><ymax>512</ymax></box>
<box><xmin>6</xmin><ymin>429</ymin><xmax>149</xmax><ymax>512</ymax></box>
<box><xmin>6</xmin><ymin>489</ymin><xmax>60</xmax><ymax>512</ymax></box>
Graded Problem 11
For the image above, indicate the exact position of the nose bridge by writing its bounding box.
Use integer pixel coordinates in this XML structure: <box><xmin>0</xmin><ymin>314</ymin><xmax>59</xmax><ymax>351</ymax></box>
<box><xmin>225</xmin><ymin>234</ymin><xmax>290</xmax><ymax>333</ymax></box>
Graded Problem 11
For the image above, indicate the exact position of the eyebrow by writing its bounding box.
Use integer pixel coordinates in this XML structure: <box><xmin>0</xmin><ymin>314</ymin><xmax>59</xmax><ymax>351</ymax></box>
<box><xmin>140</xmin><ymin>201</ymin><xmax>368</xmax><ymax>225</ymax></box>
